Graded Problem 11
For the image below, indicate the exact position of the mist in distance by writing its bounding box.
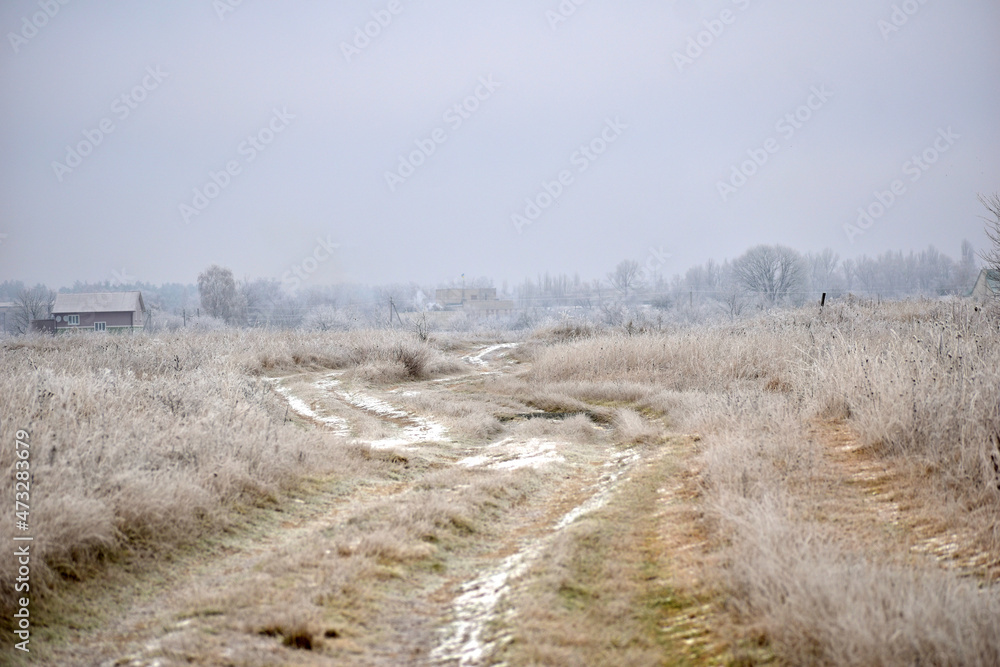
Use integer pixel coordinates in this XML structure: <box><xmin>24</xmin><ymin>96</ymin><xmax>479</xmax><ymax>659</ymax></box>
<box><xmin>1</xmin><ymin>0</ymin><xmax>998</xmax><ymax>293</ymax></box>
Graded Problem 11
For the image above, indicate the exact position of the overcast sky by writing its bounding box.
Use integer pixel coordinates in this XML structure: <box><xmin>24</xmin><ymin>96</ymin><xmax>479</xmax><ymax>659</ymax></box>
<box><xmin>1</xmin><ymin>1</ymin><xmax>998</xmax><ymax>291</ymax></box>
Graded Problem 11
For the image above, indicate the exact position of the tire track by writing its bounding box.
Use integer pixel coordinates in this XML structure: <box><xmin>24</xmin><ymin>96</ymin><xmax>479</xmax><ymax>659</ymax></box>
<box><xmin>429</xmin><ymin>448</ymin><xmax>642</xmax><ymax>665</ymax></box>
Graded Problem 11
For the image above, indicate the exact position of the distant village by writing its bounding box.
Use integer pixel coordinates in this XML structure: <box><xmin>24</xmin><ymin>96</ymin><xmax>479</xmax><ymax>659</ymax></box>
<box><xmin>2</xmin><ymin>242</ymin><xmax>998</xmax><ymax>335</ymax></box>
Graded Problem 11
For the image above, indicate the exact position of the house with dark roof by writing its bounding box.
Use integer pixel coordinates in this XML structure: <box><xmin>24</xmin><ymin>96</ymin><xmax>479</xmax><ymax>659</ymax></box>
<box><xmin>970</xmin><ymin>269</ymin><xmax>1000</xmax><ymax>300</ymax></box>
<box><xmin>49</xmin><ymin>291</ymin><xmax>146</xmax><ymax>333</ymax></box>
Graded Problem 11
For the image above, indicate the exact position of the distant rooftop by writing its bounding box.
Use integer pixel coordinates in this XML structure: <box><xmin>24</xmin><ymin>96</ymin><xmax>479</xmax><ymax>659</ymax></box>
<box><xmin>52</xmin><ymin>291</ymin><xmax>144</xmax><ymax>313</ymax></box>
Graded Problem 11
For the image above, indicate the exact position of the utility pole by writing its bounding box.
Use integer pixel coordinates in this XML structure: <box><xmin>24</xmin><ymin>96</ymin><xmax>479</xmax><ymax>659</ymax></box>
<box><xmin>389</xmin><ymin>297</ymin><xmax>403</xmax><ymax>327</ymax></box>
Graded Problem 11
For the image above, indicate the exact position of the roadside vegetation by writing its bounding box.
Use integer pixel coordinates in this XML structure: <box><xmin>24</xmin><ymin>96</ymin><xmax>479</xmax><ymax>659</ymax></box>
<box><xmin>0</xmin><ymin>329</ymin><xmax>457</xmax><ymax>637</ymax></box>
<box><xmin>521</xmin><ymin>297</ymin><xmax>1000</xmax><ymax>665</ymax></box>
<box><xmin>2</xmin><ymin>297</ymin><xmax>999</xmax><ymax>665</ymax></box>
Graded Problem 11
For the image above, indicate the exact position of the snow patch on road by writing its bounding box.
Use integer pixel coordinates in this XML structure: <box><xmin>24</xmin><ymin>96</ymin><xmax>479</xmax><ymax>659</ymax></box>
<box><xmin>387</xmin><ymin>389</ymin><xmax>421</xmax><ymax>397</ymax></box>
<box><xmin>457</xmin><ymin>438</ymin><xmax>564</xmax><ymax>471</ymax></box>
<box><xmin>314</xmin><ymin>373</ymin><xmax>343</xmax><ymax>392</ymax></box>
<box><xmin>336</xmin><ymin>388</ymin><xmax>449</xmax><ymax>448</ymax></box>
<box><xmin>555</xmin><ymin>448</ymin><xmax>640</xmax><ymax>530</ymax></box>
<box><xmin>430</xmin><ymin>446</ymin><xmax>641</xmax><ymax>665</ymax></box>
<box><xmin>429</xmin><ymin>551</ymin><xmax>532</xmax><ymax>665</ymax></box>
<box><xmin>268</xmin><ymin>379</ymin><xmax>350</xmax><ymax>436</ymax></box>
<box><xmin>463</xmin><ymin>343</ymin><xmax>519</xmax><ymax>369</ymax></box>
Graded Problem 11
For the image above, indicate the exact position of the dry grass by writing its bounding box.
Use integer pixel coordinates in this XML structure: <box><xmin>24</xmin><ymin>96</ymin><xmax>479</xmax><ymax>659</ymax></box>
<box><xmin>526</xmin><ymin>298</ymin><xmax>1000</xmax><ymax>665</ymax></box>
<box><xmin>6</xmin><ymin>299</ymin><xmax>1000</xmax><ymax>665</ymax></box>
<box><xmin>611</xmin><ymin>408</ymin><xmax>664</xmax><ymax>446</ymax></box>
<box><xmin>259</xmin><ymin>328</ymin><xmax>464</xmax><ymax>381</ymax></box>
<box><xmin>0</xmin><ymin>328</ymin><xmax>460</xmax><ymax>639</ymax></box>
<box><xmin>530</xmin><ymin>319</ymin><xmax>606</xmax><ymax>343</ymax></box>
<box><xmin>139</xmin><ymin>465</ymin><xmax>545</xmax><ymax>665</ymax></box>
<box><xmin>811</xmin><ymin>300</ymin><xmax>1000</xmax><ymax>521</ymax></box>
<box><xmin>492</xmin><ymin>440</ymin><xmax>720</xmax><ymax>666</ymax></box>
<box><xmin>719</xmin><ymin>504</ymin><xmax>1000</xmax><ymax>667</ymax></box>
<box><xmin>527</xmin><ymin>325</ymin><xmax>796</xmax><ymax>392</ymax></box>
<box><xmin>528</xmin><ymin>300</ymin><xmax>1000</xmax><ymax>556</ymax></box>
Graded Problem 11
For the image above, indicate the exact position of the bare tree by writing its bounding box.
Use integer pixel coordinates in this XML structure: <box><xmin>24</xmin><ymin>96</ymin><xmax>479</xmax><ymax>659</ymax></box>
<box><xmin>240</xmin><ymin>277</ymin><xmax>286</xmax><ymax>327</ymax></box>
<box><xmin>979</xmin><ymin>193</ymin><xmax>1000</xmax><ymax>276</ymax></box>
<box><xmin>607</xmin><ymin>259</ymin><xmax>641</xmax><ymax>297</ymax></box>
<box><xmin>807</xmin><ymin>248</ymin><xmax>841</xmax><ymax>297</ymax></box>
<box><xmin>957</xmin><ymin>239</ymin><xmax>979</xmax><ymax>292</ymax></box>
<box><xmin>599</xmin><ymin>299</ymin><xmax>628</xmax><ymax>326</ymax></box>
<box><xmin>302</xmin><ymin>304</ymin><xmax>341</xmax><ymax>331</ymax></box>
<box><xmin>11</xmin><ymin>285</ymin><xmax>55</xmax><ymax>334</ymax></box>
<box><xmin>197</xmin><ymin>265</ymin><xmax>242</xmax><ymax>324</ymax></box>
<box><xmin>716</xmin><ymin>271</ymin><xmax>749</xmax><ymax>320</ymax></box>
<box><xmin>732</xmin><ymin>244</ymin><xmax>806</xmax><ymax>305</ymax></box>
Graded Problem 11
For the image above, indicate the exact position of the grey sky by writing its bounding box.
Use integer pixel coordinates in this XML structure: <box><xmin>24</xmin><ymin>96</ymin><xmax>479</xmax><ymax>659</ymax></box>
<box><xmin>1</xmin><ymin>1</ymin><xmax>998</xmax><ymax>290</ymax></box>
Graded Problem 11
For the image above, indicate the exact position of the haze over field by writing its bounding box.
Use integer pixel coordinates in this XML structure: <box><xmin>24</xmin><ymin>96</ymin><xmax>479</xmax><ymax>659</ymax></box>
<box><xmin>3</xmin><ymin>6</ymin><xmax>1000</xmax><ymax>660</ymax></box>
<box><xmin>1</xmin><ymin>1</ymin><xmax>998</xmax><ymax>288</ymax></box>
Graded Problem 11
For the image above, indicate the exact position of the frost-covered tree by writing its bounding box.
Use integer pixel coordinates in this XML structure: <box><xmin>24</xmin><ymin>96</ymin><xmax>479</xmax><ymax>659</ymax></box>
<box><xmin>11</xmin><ymin>284</ymin><xmax>55</xmax><ymax>334</ymax></box>
<box><xmin>732</xmin><ymin>244</ymin><xmax>806</xmax><ymax>305</ymax></box>
<box><xmin>806</xmin><ymin>248</ymin><xmax>842</xmax><ymax>297</ymax></box>
<box><xmin>979</xmin><ymin>193</ymin><xmax>1000</xmax><ymax>276</ymax></box>
<box><xmin>197</xmin><ymin>265</ymin><xmax>242</xmax><ymax>324</ymax></box>
<box><xmin>957</xmin><ymin>239</ymin><xmax>979</xmax><ymax>291</ymax></box>
<box><xmin>608</xmin><ymin>259</ymin><xmax>642</xmax><ymax>297</ymax></box>
<box><xmin>240</xmin><ymin>277</ymin><xmax>296</xmax><ymax>327</ymax></box>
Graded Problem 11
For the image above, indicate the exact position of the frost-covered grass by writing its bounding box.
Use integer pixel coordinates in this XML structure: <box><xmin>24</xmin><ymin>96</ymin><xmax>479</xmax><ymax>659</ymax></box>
<box><xmin>0</xmin><ymin>327</ymin><xmax>459</xmax><ymax>637</ymax></box>
<box><xmin>5</xmin><ymin>298</ymin><xmax>1000</xmax><ymax>665</ymax></box>
<box><xmin>524</xmin><ymin>297</ymin><xmax>1000</xmax><ymax>665</ymax></box>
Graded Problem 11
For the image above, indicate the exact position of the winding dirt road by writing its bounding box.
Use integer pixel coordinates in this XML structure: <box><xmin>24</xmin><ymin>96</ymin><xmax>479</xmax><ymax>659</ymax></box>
<box><xmin>41</xmin><ymin>343</ymin><xmax>695</xmax><ymax>666</ymax></box>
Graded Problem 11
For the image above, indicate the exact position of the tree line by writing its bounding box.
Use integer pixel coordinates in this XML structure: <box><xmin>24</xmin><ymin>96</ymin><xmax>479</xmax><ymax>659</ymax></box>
<box><xmin>3</xmin><ymin>194</ymin><xmax>998</xmax><ymax>333</ymax></box>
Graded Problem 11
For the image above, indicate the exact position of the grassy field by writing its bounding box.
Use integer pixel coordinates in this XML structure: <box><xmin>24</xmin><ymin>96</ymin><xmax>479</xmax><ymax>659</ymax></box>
<box><xmin>2</xmin><ymin>298</ymin><xmax>999</xmax><ymax>665</ymax></box>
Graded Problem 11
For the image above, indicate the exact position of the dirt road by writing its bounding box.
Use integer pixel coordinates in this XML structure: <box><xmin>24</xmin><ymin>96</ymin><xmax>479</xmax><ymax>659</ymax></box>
<box><xmin>36</xmin><ymin>343</ymin><xmax>709</xmax><ymax>666</ymax></box>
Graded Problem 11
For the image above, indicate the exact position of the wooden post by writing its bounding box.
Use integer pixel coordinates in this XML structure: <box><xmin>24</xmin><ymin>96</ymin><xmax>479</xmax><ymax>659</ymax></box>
<box><xmin>820</xmin><ymin>292</ymin><xmax>826</xmax><ymax>308</ymax></box>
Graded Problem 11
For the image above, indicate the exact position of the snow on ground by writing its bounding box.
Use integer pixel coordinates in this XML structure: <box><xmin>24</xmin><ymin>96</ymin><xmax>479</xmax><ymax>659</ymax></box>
<box><xmin>456</xmin><ymin>438</ymin><xmax>564</xmax><ymax>471</ymax></box>
<box><xmin>270</xmin><ymin>369</ymin><xmax>642</xmax><ymax>666</ymax></box>
<box><xmin>314</xmin><ymin>373</ymin><xmax>343</xmax><ymax>392</ymax></box>
<box><xmin>271</xmin><ymin>372</ymin><xmax>450</xmax><ymax>450</ymax></box>
<box><xmin>387</xmin><ymin>389</ymin><xmax>421</xmax><ymax>397</ymax></box>
<box><xmin>336</xmin><ymin>389</ymin><xmax>449</xmax><ymax>448</ymax></box>
<box><xmin>463</xmin><ymin>343</ymin><xmax>519</xmax><ymax>369</ymax></box>
<box><xmin>555</xmin><ymin>448</ymin><xmax>640</xmax><ymax>530</ymax></box>
<box><xmin>430</xmin><ymin>446</ymin><xmax>642</xmax><ymax>665</ymax></box>
<box><xmin>429</xmin><ymin>551</ymin><xmax>532</xmax><ymax>665</ymax></box>
<box><xmin>267</xmin><ymin>378</ymin><xmax>351</xmax><ymax>436</ymax></box>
